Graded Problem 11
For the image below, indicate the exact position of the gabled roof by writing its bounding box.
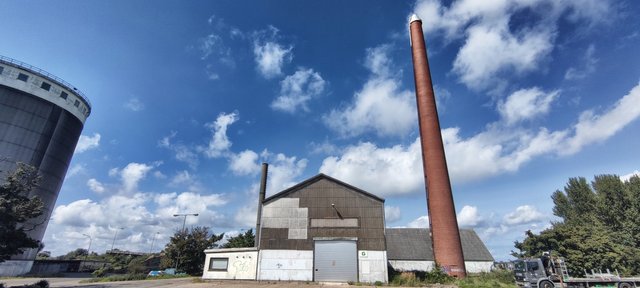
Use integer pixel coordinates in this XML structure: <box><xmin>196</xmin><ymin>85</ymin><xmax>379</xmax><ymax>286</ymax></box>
<box><xmin>386</xmin><ymin>228</ymin><xmax>494</xmax><ymax>262</ymax></box>
<box><xmin>263</xmin><ymin>173</ymin><xmax>385</xmax><ymax>204</ymax></box>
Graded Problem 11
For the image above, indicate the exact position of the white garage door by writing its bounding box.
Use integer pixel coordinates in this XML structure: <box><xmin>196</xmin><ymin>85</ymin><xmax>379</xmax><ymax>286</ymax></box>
<box><xmin>314</xmin><ymin>240</ymin><xmax>357</xmax><ymax>282</ymax></box>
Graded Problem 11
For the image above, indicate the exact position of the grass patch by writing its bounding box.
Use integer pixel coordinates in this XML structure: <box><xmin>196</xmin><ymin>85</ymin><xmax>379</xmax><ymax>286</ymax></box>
<box><xmin>80</xmin><ymin>273</ymin><xmax>191</xmax><ymax>283</ymax></box>
<box><xmin>386</xmin><ymin>268</ymin><xmax>516</xmax><ymax>287</ymax></box>
<box><xmin>455</xmin><ymin>270</ymin><xmax>517</xmax><ymax>288</ymax></box>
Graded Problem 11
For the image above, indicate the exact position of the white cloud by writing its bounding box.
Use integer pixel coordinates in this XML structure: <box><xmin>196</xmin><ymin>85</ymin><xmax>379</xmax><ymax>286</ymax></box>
<box><xmin>75</xmin><ymin>133</ymin><xmax>101</xmax><ymax>153</ymax></box>
<box><xmin>263</xmin><ymin>152</ymin><xmax>308</xmax><ymax>195</ymax></box>
<box><xmin>124</xmin><ymin>98</ymin><xmax>145</xmax><ymax>112</ymax></box>
<box><xmin>252</xmin><ymin>25</ymin><xmax>292</xmax><ymax>79</ymax></box>
<box><xmin>321</xmin><ymin>82</ymin><xmax>640</xmax><ymax>186</ymax></box>
<box><xmin>503</xmin><ymin>205</ymin><xmax>546</xmax><ymax>225</ymax></box>
<box><xmin>442</xmin><ymin>126</ymin><xmax>567</xmax><ymax>183</ymax></box>
<box><xmin>620</xmin><ymin>170</ymin><xmax>640</xmax><ymax>182</ymax></box>
<box><xmin>229</xmin><ymin>150</ymin><xmax>261</xmax><ymax>176</ymax></box>
<box><xmin>254</xmin><ymin>41</ymin><xmax>292</xmax><ymax>79</ymax></box>
<box><xmin>308</xmin><ymin>140</ymin><xmax>339</xmax><ymax>155</ymax></box>
<box><xmin>562</xmin><ymin>83</ymin><xmax>640</xmax><ymax>155</ymax></box>
<box><xmin>565</xmin><ymin>44</ymin><xmax>598</xmax><ymax>80</ymax></box>
<box><xmin>48</xmin><ymin>190</ymin><xmax>227</xmax><ymax>256</ymax></box>
<box><xmin>234</xmin><ymin>204</ymin><xmax>258</xmax><ymax>228</ymax></box>
<box><xmin>498</xmin><ymin>88</ymin><xmax>559</xmax><ymax>125</ymax></box>
<box><xmin>159</xmin><ymin>132</ymin><xmax>199</xmax><ymax>169</ymax></box>
<box><xmin>87</xmin><ymin>178</ymin><xmax>105</xmax><ymax>194</ymax></box>
<box><xmin>457</xmin><ymin>205</ymin><xmax>485</xmax><ymax>228</ymax></box>
<box><xmin>169</xmin><ymin>170</ymin><xmax>194</xmax><ymax>187</ymax></box>
<box><xmin>453</xmin><ymin>23</ymin><xmax>554</xmax><ymax>91</ymax></box>
<box><xmin>197</xmin><ymin>16</ymin><xmax>237</xmax><ymax>80</ymax></box>
<box><xmin>119</xmin><ymin>162</ymin><xmax>156</xmax><ymax>193</ymax></box>
<box><xmin>65</xmin><ymin>164</ymin><xmax>86</xmax><ymax>179</ymax></box>
<box><xmin>413</xmin><ymin>0</ymin><xmax>612</xmax><ymax>91</ymax></box>
<box><xmin>407</xmin><ymin>215</ymin><xmax>429</xmax><ymax>228</ymax></box>
<box><xmin>385</xmin><ymin>206</ymin><xmax>402</xmax><ymax>223</ymax></box>
<box><xmin>201</xmin><ymin>112</ymin><xmax>238</xmax><ymax>158</ymax></box>
<box><xmin>324</xmin><ymin>45</ymin><xmax>416</xmax><ymax>137</ymax></box>
<box><xmin>271</xmin><ymin>68</ymin><xmax>326</xmax><ymax>113</ymax></box>
<box><xmin>319</xmin><ymin>139</ymin><xmax>423</xmax><ymax>197</ymax></box>
<box><xmin>153</xmin><ymin>171</ymin><xmax>166</xmax><ymax>179</ymax></box>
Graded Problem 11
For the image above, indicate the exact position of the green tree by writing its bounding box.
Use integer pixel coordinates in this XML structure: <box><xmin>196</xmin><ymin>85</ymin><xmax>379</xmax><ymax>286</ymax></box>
<box><xmin>0</xmin><ymin>163</ymin><xmax>45</xmax><ymax>262</ymax></box>
<box><xmin>624</xmin><ymin>175</ymin><xmax>640</xmax><ymax>247</ymax></box>
<box><xmin>58</xmin><ymin>248</ymin><xmax>88</xmax><ymax>260</ymax></box>
<box><xmin>127</xmin><ymin>255</ymin><xmax>148</xmax><ymax>274</ymax></box>
<box><xmin>161</xmin><ymin>226</ymin><xmax>223</xmax><ymax>275</ymax></box>
<box><xmin>514</xmin><ymin>174</ymin><xmax>640</xmax><ymax>276</ymax></box>
<box><xmin>222</xmin><ymin>229</ymin><xmax>255</xmax><ymax>248</ymax></box>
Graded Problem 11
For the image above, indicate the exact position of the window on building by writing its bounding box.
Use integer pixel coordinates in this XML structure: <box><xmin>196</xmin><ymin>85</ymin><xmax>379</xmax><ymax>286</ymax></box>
<box><xmin>60</xmin><ymin>91</ymin><xmax>68</xmax><ymax>99</ymax></box>
<box><xmin>41</xmin><ymin>82</ymin><xmax>51</xmax><ymax>91</ymax></box>
<box><xmin>209</xmin><ymin>258</ymin><xmax>228</xmax><ymax>271</ymax></box>
<box><xmin>0</xmin><ymin>66</ymin><xmax>4</xmax><ymax>74</ymax></box>
<box><xmin>17</xmin><ymin>73</ymin><xmax>29</xmax><ymax>81</ymax></box>
<box><xmin>74</xmin><ymin>100</ymin><xmax>80</xmax><ymax>107</ymax></box>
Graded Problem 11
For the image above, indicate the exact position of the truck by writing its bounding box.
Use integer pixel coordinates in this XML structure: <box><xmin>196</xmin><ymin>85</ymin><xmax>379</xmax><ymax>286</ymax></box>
<box><xmin>513</xmin><ymin>254</ymin><xmax>640</xmax><ymax>288</ymax></box>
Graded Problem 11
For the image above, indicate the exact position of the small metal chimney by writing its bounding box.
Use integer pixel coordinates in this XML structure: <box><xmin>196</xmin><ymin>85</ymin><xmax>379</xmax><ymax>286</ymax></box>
<box><xmin>255</xmin><ymin>163</ymin><xmax>268</xmax><ymax>248</ymax></box>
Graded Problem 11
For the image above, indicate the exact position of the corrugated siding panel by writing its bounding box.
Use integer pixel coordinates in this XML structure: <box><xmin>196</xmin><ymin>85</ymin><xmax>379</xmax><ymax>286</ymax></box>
<box><xmin>314</xmin><ymin>240</ymin><xmax>357</xmax><ymax>282</ymax></box>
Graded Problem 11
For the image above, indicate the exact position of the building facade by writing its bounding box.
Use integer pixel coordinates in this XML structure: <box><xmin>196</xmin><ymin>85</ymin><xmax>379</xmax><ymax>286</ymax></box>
<box><xmin>386</xmin><ymin>228</ymin><xmax>494</xmax><ymax>273</ymax></box>
<box><xmin>0</xmin><ymin>56</ymin><xmax>91</xmax><ymax>276</ymax></box>
<box><xmin>203</xmin><ymin>174</ymin><xmax>494</xmax><ymax>283</ymax></box>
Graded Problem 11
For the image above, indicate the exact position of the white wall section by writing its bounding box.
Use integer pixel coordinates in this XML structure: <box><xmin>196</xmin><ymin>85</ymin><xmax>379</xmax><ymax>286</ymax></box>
<box><xmin>258</xmin><ymin>250</ymin><xmax>313</xmax><ymax>281</ymax></box>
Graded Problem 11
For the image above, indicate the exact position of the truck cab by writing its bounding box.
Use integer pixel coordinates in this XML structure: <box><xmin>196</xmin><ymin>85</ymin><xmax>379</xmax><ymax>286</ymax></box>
<box><xmin>514</xmin><ymin>259</ymin><xmax>556</xmax><ymax>288</ymax></box>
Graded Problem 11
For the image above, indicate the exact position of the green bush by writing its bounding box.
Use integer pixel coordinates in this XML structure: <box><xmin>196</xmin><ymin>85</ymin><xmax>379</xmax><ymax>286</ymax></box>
<box><xmin>92</xmin><ymin>267</ymin><xmax>107</xmax><ymax>278</ymax></box>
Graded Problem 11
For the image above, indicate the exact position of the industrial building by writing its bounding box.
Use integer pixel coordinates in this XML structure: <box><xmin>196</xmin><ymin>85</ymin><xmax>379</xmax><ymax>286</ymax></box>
<box><xmin>203</xmin><ymin>173</ymin><xmax>493</xmax><ymax>283</ymax></box>
<box><xmin>0</xmin><ymin>56</ymin><xmax>91</xmax><ymax>276</ymax></box>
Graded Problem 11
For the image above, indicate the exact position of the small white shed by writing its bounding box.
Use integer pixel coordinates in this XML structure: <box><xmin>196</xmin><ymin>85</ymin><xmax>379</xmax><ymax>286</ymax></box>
<box><xmin>202</xmin><ymin>247</ymin><xmax>258</xmax><ymax>280</ymax></box>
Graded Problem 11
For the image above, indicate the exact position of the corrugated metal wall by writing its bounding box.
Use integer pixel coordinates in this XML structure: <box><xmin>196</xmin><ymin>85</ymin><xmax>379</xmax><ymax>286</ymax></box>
<box><xmin>314</xmin><ymin>240</ymin><xmax>357</xmax><ymax>282</ymax></box>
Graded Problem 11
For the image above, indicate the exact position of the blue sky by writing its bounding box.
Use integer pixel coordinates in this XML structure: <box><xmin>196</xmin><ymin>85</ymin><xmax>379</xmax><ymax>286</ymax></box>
<box><xmin>1</xmin><ymin>0</ymin><xmax>639</xmax><ymax>261</ymax></box>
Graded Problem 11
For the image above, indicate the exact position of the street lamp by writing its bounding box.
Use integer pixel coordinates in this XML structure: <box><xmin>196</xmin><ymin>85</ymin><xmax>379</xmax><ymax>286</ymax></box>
<box><xmin>82</xmin><ymin>234</ymin><xmax>92</xmax><ymax>261</ymax></box>
<box><xmin>173</xmin><ymin>213</ymin><xmax>199</xmax><ymax>232</ymax></box>
<box><xmin>149</xmin><ymin>232</ymin><xmax>160</xmax><ymax>254</ymax></box>
<box><xmin>110</xmin><ymin>227</ymin><xmax>124</xmax><ymax>251</ymax></box>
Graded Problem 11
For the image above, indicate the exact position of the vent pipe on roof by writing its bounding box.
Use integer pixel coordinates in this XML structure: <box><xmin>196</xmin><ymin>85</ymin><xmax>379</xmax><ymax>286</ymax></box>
<box><xmin>255</xmin><ymin>163</ymin><xmax>268</xmax><ymax>249</ymax></box>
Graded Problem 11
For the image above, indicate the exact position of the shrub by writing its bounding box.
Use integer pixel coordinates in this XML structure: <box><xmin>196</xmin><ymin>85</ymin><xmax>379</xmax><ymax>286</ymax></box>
<box><xmin>92</xmin><ymin>267</ymin><xmax>107</xmax><ymax>278</ymax></box>
<box><xmin>455</xmin><ymin>270</ymin><xmax>517</xmax><ymax>288</ymax></box>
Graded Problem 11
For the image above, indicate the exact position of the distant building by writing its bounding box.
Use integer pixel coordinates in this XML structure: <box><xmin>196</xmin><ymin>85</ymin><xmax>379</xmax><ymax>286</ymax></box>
<box><xmin>0</xmin><ymin>55</ymin><xmax>91</xmax><ymax>276</ymax></box>
<box><xmin>385</xmin><ymin>228</ymin><xmax>494</xmax><ymax>273</ymax></box>
<box><xmin>203</xmin><ymin>174</ymin><xmax>493</xmax><ymax>283</ymax></box>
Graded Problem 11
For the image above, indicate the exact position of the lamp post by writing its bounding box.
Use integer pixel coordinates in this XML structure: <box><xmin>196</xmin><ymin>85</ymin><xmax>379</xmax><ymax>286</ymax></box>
<box><xmin>82</xmin><ymin>234</ymin><xmax>92</xmax><ymax>261</ymax></box>
<box><xmin>149</xmin><ymin>232</ymin><xmax>160</xmax><ymax>254</ymax></box>
<box><xmin>172</xmin><ymin>213</ymin><xmax>198</xmax><ymax>271</ymax></box>
<box><xmin>173</xmin><ymin>213</ymin><xmax>199</xmax><ymax>232</ymax></box>
<box><xmin>110</xmin><ymin>227</ymin><xmax>124</xmax><ymax>252</ymax></box>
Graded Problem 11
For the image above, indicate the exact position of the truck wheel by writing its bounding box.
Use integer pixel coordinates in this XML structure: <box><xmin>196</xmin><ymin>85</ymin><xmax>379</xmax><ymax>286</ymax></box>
<box><xmin>618</xmin><ymin>283</ymin><xmax>632</xmax><ymax>288</ymax></box>
<box><xmin>539</xmin><ymin>280</ymin><xmax>554</xmax><ymax>288</ymax></box>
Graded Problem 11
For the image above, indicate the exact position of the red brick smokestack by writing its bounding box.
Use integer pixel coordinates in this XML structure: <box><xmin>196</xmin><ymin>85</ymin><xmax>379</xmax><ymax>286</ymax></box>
<box><xmin>409</xmin><ymin>14</ymin><xmax>466</xmax><ymax>278</ymax></box>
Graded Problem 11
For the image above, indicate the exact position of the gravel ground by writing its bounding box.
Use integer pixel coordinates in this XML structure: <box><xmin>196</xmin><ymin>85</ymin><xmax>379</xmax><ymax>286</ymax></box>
<box><xmin>0</xmin><ymin>277</ymin><xmax>458</xmax><ymax>288</ymax></box>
